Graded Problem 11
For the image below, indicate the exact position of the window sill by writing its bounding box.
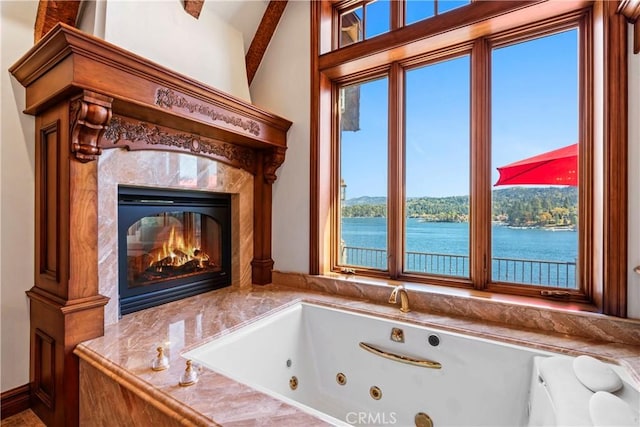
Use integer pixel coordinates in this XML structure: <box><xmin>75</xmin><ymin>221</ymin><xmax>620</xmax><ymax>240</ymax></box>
<box><xmin>272</xmin><ymin>270</ymin><xmax>640</xmax><ymax>346</ymax></box>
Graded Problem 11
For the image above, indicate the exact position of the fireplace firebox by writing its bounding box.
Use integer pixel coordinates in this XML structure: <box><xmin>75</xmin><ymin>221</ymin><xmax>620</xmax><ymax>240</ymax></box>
<box><xmin>118</xmin><ymin>186</ymin><xmax>231</xmax><ymax>315</ymax></box>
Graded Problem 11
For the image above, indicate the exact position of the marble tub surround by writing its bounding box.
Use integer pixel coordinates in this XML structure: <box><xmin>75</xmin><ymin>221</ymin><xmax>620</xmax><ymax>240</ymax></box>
<box><xmin>75</xmin><ymin>285</ymin><xmax>640</xmax><ymax>426</ymax></box>
<box><xmin>75</xmin><ymin>287</ymin><xmax>333</xmax><ymax>426</ymax></box>
<box><xmin>272</xmin><ymin>271</ymin><xmax>640</xmax><ymax>347</ymax></box>
<box><xmin>98</xmin><ymin>150</ymin><xmax>254</xmax><ymax>325</ymax></box>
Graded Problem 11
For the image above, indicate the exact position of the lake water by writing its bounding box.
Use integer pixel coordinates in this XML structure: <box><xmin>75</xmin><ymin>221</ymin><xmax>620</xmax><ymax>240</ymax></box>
<box><xmin>341</xmin><ymin>217</ymin><xmax>578</xmax><ymax>287</ymax></box>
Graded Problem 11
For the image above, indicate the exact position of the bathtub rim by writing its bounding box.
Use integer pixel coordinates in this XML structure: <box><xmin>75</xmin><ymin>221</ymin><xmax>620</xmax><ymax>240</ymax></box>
<box><xmin>180</xmin><ymin>297</ymin><xmax>640</xmax><ymax>380</ymax></box>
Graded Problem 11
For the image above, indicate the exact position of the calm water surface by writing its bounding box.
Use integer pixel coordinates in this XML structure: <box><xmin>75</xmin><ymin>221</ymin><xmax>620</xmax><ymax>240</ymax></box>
<box><xmin>341</xmin><ymin>217</ymin><xmax>577</xmax><ymax>286</ymax></box>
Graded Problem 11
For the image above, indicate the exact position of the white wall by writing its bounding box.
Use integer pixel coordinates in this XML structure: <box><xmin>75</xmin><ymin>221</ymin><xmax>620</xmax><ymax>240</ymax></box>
<box><xmin>100</xmin><ymin>0</ymin><xmax>251</xmax><ymax>102</ymax></box>
<box><xmin>1</xmin><ymin>0</ymin><xmax>37</xmax><ymax>393</ymax></box>
<box><xmin>208</xmin><ymin>0</ymin><xmax>267</xmax><ymax>53</ymax></box>
<box><xmin>250</xmin><ymin>1</ymin><xmax>310</xmax><ymax>274</ymax></box>
<box><xmin>628</xmin><ymin>24</ymin><xmax>640</xmax><ymax>319</ymax></box>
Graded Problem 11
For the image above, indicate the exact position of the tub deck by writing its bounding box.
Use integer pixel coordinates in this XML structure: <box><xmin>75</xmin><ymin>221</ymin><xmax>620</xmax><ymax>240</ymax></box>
<box><xmin>75</xmin><ymin>284</ymin><xmax>640</xmax><ymax>426</ymax></box>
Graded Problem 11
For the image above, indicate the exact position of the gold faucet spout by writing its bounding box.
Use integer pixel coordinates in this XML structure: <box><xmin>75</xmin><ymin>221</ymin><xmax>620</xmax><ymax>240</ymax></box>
<box><xmin>389</xmin><ymin>285</ymin><xmax>410</xmax><ymax>313</ymax></box>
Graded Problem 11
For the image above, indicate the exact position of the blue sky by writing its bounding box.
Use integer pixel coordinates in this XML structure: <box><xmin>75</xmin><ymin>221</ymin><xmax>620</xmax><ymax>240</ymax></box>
<box><xmin>340</xmin><ymin>5</ymin><xmax>578</xmax><ymax>199</ymax></box>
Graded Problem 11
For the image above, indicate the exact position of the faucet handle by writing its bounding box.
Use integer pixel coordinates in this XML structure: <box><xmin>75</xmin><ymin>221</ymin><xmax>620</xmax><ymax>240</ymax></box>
<box><xmin>151</xmin><ymin>346</ymin><xmax>169</xmax><ymax>371</ymax></box>
<box><xmin>179</xmin><ymin>360</ymin><xmax>199</xmax><ymax>386</ymax></box>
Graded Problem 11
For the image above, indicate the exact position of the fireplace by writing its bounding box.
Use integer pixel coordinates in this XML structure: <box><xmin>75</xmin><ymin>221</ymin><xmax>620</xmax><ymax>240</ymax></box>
<box><xmin>118</xmin><ymin>186</ymin><xmax>231</xmax><ymax>315</ymax></box>
<box><xmin>11</xmin><ymin>23</ymin><xmax>292</xmax><ymax>426</ymax></box>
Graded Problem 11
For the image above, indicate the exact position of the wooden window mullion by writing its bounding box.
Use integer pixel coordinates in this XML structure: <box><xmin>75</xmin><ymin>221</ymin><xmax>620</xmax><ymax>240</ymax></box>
<box><xmin>391</xmin><ymin>0</ymin><xmax>404</xmax><ymax>31</ymax></box>
<box><xmin>469</xmin><ymin>38</ymin><xmax>492</xmax><ymax>290</ymax></box>
<box><xmin>388</xmin><ymin>63</ymin><xmax>404</xmax><ymax>279</ymax></box>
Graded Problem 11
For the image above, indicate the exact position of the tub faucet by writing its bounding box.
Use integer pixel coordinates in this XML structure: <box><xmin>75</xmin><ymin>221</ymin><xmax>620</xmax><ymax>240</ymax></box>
<box><xmin>389</xmin><ymin>285</ymin><xmax>410</xmax><ymax>313</ymax></box>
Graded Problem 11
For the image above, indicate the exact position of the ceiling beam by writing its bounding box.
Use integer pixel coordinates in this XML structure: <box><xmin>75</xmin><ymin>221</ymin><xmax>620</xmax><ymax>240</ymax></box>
<box><xmin>183</xmin><ymin>0</ymin><xmax>205</xmax><ymax>19</ymax></box>
<box><xmin>245</xmin><ymin>0</ymin><xmax>288</xmax><ymax>85</ymax></box>
<box><xmin>34</xmin><ymin>0</ymin><xmax>81</xmax><ymax>43</ymax></box>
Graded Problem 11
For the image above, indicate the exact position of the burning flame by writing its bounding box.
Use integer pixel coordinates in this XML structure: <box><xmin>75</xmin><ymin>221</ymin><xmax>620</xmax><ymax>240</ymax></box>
<box><xmin>150</xmin><ymin>226</ymin><xmax>209</xmax><ymax>268</ymax></box>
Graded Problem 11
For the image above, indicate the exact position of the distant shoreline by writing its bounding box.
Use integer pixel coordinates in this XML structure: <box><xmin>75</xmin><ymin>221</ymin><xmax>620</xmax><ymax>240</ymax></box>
<box><xmin>343</xmin><ymin>217</ymin><xmax>576</xmax><ymax>231</ymax></box>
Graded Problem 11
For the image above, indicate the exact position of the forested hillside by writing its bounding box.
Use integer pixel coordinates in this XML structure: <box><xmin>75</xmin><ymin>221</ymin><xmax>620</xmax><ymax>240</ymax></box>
<box><xmin>342</xmin><ymin>187</ymin><xmax>578</xmax><ymax>227</ymax></box>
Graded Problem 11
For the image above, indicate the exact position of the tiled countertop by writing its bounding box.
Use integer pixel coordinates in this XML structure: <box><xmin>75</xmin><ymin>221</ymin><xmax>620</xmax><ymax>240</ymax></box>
<box><xmin>75</xmin><ymin>284</ymin><xmax>640</xmax><ymax>426</ymax></box>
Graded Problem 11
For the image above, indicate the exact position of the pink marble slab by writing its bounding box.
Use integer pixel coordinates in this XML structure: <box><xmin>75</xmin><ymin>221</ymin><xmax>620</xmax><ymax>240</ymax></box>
<box><xmin>75</xmin><ymin>284</ymin><xmax>640</xmax><ymax>426</ymax></box>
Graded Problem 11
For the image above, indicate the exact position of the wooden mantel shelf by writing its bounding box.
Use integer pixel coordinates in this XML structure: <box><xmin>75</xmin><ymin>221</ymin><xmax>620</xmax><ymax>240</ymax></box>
<box><xmin>10</xmin><ymin>23</ymin><xmax>292</xmax><ymax>151</ymax></box>
<box><xmin>9</xmin><ymin>23</ymin><xmax>292</xmax><ymax>426</ymax></box>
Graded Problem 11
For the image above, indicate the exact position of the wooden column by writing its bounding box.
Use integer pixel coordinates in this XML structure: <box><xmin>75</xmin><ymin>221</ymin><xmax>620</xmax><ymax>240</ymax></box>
<box><xmin>27</xmin><ymin>91</ymin><xmax>111</xmax><ymax>426</ymax></box>
<box><xmin>252</xmin><ymin>147</ymin><xmax>286</xmax><ymax>284</ymax></box>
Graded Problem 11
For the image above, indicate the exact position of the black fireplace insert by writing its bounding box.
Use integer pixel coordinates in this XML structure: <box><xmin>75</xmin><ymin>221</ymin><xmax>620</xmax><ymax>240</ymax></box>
<box><xmin>118</xmin><ymin>186</ymin><xmax>231</xmax><ymax>315</ymax></box>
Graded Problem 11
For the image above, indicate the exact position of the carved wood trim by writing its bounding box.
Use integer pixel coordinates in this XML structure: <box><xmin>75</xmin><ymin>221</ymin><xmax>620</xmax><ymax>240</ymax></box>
<box><xmin>9</xmin><ymin>23</ymin><xmax>291</xmax><ymax>147</ymax></box>
<box><xmin>100</xmin><ymin>115</ymin><xmax>257</xmax><ymax>174</ymax></box>
<box><xmin>155</xmin><ymin>88</ymin><xmax>261</xmax><ymax>136</ymax></box>
<box><xmin>264</xmin><ymin>147</ymin><xmax>287</xmax><ymax>184</ymax></box>
<box><xmin>618</xmin><ymin>0</ymin><xmax>640</xmax><ymax>53</ymax></box>
<box><xmin>183</xmin><ymin>0</ymin><xmax>205</xmax><ymax>19</ymax></box>
<box><xmin>246</xmin><ymin>0</ymin><xmax>289</xmax><ymax>85</ymax></box>
<box><xmin>70</xmin><ymin>91</ymin><xmax>113</xmax><ymax>162</ymax></box>
<box><xmin>35</xmin><ymin>0</ymin><xmax>80</xmax><ymax>43</ymax></box>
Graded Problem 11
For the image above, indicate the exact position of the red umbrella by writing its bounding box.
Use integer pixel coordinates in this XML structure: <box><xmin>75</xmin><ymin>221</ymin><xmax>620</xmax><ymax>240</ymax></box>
<box><xmin>494</xmin><ymin>143</ymin><xmax>578</xmax><ymax>186</ymax></box>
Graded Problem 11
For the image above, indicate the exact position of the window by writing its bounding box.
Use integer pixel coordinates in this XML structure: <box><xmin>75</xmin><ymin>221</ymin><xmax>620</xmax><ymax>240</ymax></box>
<box><xmin>340</xmin><ymin>78</ymin><xmax>389</xmax><ymax>270</ymax></box>
<box><xmin>491</xmin><ymin>30</ymin><xmax>579</xmax><ymax>289</ymax></box>
<box><xmin>313</xmin><ymin>1</ymin><xmax>629</xmax><ymax>316</ymax></box>
<box><xmin>406</xmin><ymin>0</ymin><xmax>470</xmax><ymax>25</ymax></box>
<box><xmin>338</xmin><ymin>1</ymin><xmax>391</xmax><ymax>48</ymax></box>
<box><xmin>404</xmin><ymin>56</ymin><xmax>470</xmax><ymax>277</ymax></box>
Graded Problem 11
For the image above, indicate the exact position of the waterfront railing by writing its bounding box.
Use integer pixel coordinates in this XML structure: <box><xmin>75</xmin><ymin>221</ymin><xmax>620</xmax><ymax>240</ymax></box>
<box><xmin>342</xmin><ymin>246</ymin><xmax>577</xmax><ymax>289</ymax></box>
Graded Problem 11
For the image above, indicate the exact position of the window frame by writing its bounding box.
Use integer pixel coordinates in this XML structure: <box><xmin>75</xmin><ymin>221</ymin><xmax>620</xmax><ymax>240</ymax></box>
<box><xmin>311</xmin><ymin>0</ymin><xmax>629</xmax><ymax>316</ymax></box>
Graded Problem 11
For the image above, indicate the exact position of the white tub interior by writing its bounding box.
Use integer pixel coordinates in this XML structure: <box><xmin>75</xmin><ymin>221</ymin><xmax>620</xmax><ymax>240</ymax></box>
<box><xmin>183</xmin><ymin>302</ymin><xmax>639</xmax><ymax>426</ymax></box>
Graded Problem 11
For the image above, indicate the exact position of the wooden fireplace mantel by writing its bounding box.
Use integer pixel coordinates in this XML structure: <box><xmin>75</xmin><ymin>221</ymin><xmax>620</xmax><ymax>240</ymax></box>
<box><xmin>9</xmin><ymin>23</ymin><xmax>291</xmax><ymax>426</ymax></box>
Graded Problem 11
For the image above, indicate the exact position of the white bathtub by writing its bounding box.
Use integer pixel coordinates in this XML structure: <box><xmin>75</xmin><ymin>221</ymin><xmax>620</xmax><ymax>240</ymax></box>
<box><xmin>183</xmin><ymin>302</ymin><xmax>638</xmax><ymax>426</ymax></box>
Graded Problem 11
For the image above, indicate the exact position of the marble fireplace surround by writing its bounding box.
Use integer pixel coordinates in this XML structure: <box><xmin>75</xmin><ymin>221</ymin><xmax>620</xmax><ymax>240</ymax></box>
<box><xmin>13</xmin><ymin>24</ymin><xmax>292</xmax><ymax>289</ymax></box>
<box><xmin>98</xmin><ymin>151</ymin><xmax>255</xmax><ymax>325</ymax></box>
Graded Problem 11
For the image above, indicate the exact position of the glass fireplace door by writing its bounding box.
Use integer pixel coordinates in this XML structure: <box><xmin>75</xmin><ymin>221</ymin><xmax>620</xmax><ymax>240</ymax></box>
<box><xmin>118</xmin><ymin>186</ymin><xmax>231</xmax><ymax>315</ymax></box>
<box><xmin>126</xmin><ymin>211</ymin><xmax>222</xmax><ymax>287</ymax></box>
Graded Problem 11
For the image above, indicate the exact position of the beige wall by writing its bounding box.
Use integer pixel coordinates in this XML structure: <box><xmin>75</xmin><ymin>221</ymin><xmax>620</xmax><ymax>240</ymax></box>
<box><xmin>80</xmin><ymin>0</ymin><xmax>251</xmax><ymax>102</ymax></box>
<box><xmin>250</xmin><ymin>1</ymin><xmax>310</xmax><ymax>273</ymax></box>
<box><xmin>1</xmin><ymin>0</ymin><xmax>37</xmax><ymax>393</ymax></box>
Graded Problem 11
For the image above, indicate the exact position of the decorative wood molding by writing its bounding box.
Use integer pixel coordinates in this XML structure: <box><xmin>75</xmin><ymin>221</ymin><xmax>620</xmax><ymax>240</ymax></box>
<box><xmin>33</xmin><ymin>328</ymin><xmax>55</xmax><ymax>410</ymax></box>
<box><xmin>34</xmin><ymin>0</ymin><xmax>80</xmax><ymax>42</ymax></box>
<box><xmin>183</xmin><ymin>0</ymin><xmax>205</xmax><ymax>19</ymax></box>
<box><xmin>252</xmin><ymin>150</ymin><xmax>274</xmax><ymax>284</ymax></box>
<box><xmin>0</xmin><ymin>384</ymin><xmax>31</xmax><ymax>420</ymax></box>
<box><xmin>246</xmin><ymin>0</ymin><xmax>289</xmax><ymax>85</ymax></box>
<box><xmin>264</xmin><ymin>147</ymin><xmax>287</xmax><ymax>183</ymax></box>
<box><xmin>618</xmin><ymin>0</ymin><xmax>640</xmax><ymax>53</ymax></box>
<box><xmin>9</xmin><ymin>23</ymin><xmax>291</xmax><ymax>147</ymax></box>
<box><xmin>101</xmin><ymin>115</ymin><xmax>257</xmax><ymax>173</ymax></box>
<box><xmin>70</xmin><ymin>91</ymin><xmax>113</xmax><ymax>162</ymax></box>
<box><xmin>155</xmin><ymin>87</ymin><xmax>261</xmax><ymax>136</ymax></box>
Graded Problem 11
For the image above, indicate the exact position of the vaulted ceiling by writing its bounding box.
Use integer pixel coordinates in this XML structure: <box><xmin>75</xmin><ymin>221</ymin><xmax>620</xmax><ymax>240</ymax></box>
<box><xmin>34</xmin><ymin>0</ymin><xmax>288</xmax><ymax>84</ymax></box>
